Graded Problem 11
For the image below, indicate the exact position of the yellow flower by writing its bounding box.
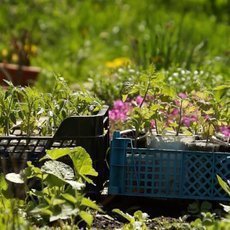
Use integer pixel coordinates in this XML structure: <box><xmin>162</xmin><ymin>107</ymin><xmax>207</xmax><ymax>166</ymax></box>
<box><xmin>31</xmin><ymin>45</ymin><xmax>38</xmax><ymax>54</ymax></box>
<box><xmin>24</xmin><ymin>44</ymin><xmax>38</xmax><ymax>54</ymax></box>
<box><xmin>1</xmin><ymin>49</ymin><xmax>8</xmax><ymax>57</ymax></box>
<box><xmin>11</xmin><ymin>53</ymin><xmax>19</xmax><ymax>63</ymax></box>
<box><xmin>105</xmin><ymin>57</ymin><xmax>131</xmax><ymax>69</ymax></box>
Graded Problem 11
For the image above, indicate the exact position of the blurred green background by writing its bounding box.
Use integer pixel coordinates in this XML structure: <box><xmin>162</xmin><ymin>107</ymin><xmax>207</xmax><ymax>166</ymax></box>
<box><xmin>0</xmin><ymin>0</ymin><xmax>229</xmax><ymax>88</ymax></box>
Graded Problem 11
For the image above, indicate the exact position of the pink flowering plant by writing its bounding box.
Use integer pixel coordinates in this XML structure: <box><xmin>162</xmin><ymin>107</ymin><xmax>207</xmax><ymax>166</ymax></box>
<box><xmin>109</xmin><ymin>67</ymin><xmax>229</xmax><ymax>146</ymax></box>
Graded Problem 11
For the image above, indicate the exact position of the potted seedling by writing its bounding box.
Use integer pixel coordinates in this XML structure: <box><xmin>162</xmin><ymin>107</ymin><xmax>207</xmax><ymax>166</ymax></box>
<box><xmin>0</xmin><ymin>29</ymin><xmax>40</xmax><ymax>86</ymax></box>
<box><xmin>112</xmin><ymin>66</ymin><xmax>229</xmax><ymax>152</ymax></box>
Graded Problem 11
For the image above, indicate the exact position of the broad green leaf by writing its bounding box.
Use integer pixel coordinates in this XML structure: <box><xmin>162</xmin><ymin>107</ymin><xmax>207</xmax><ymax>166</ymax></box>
<box><xmin>69</xmin><ymin>147</ymin><xmax>98</xmax><ymax>184</ymax></box>
<box><xmin>45</xmin><ymin>148</ymin><xmax>71</xmax><ymax>160</ymax></box>
<box><xmin>44</xmin><ymin>174</ymin><xmax>66</xmax><ymax>187</ymax></box>
<box><xmin>66</xmin><ymin>180</ymin><xmax>85</xmax><ymax>190</ymax></box>
<box><xmin>5</xmin><ymin>173</ymin><xmax>24</xmax><ymax>184</ymax></box>
<box><xmin>217</xmin><ymin>175</ymin><xmax>230</xmax><ymax>196</ymax></box>
<box><xmin>81</xmin><ymin>197</ymin><xmax>102</xmax><ymax>211</ymax></box>
<box><xmin>79</xmin><ymin>211</ymin><xmax>93</xmax><ymax>226</ymax></box>
<box><xmin>50</xmin><ymin>204</ymin><xmax>79</xmax><ymax>222</ymax></box>
<box><xmin>30</xmin><ymin>204</ymin><xmax>53</xmax><ymax>216</ymax></box>
<box><xmin>61</xmin><ymin>193</ymin><xmax>77</xmax><ymax>204</ymax></box>
<box><xmin>41</xmin><ymin>160</ymin><xmax>74</xmax><ymax>181</ymax></box>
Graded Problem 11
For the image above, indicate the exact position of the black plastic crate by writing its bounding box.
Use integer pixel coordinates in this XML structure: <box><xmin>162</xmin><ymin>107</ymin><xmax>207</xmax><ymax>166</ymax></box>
<box><xmin>0</xmin><ymin>105</ymin><xmax>109</xmax><ymax>193</ymax></box>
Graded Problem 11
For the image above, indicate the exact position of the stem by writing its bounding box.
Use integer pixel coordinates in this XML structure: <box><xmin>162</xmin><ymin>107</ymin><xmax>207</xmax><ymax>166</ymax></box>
<box><xmin>139</xmin><ymin>75</ymin><xmax>151</xmax><ymax>108</ymax></box>
<box><xmin>206</xmin><ymin>123</ymin><xmax>210</xmax><ymax>144</ymax></box>
<box><xmin>154</xmin><ymin>118</ymin><xmax>158</xmax><ymax>135</ymax></box>
<box><xmin>176</xmin><ymin>100</ymin><xmax>183</xmax><ymax>136</ymax></box>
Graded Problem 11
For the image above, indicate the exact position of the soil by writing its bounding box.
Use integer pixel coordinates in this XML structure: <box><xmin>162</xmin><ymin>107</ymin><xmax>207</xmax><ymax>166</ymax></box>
<box><xmin>90</xmin><ymin>195</ymin><xmax>194</xmax><ymax>229</ymax></box>
<box><xmin>91</xmin><ymin>214</ymin><xmax>181</xmax><ymax>229</ymax></box>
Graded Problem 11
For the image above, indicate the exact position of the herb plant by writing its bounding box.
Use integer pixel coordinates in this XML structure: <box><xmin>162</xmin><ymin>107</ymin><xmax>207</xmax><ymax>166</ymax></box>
<box><xmin>6</xmin><ymin>147</ymin><xmax>101</xmax><ymax>228</ymax></box>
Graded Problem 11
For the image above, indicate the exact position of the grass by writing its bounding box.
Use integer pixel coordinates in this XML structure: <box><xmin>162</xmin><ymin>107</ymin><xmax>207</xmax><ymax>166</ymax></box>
<box><xmin>0</xmin><ymin>0</ymin><xmax>229</xmax><ymax>88</ymax></box>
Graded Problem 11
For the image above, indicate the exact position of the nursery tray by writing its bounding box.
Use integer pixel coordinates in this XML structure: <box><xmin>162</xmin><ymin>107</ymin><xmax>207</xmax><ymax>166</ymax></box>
<box><xmin>0</xmin><ymin>106</ymin><xmax>109</xmax><ymax>193</ymax></box>
<box><xmin>109</xmin><ymin>131</ymin><xmax>230</xmax><ymax>201</ymax></box>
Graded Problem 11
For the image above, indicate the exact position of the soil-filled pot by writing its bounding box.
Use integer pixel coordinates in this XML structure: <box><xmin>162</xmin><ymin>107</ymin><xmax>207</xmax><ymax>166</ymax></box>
<box><xmin>0</xmin><ymin>63</ymin><xmax>40</xmax><ymax>86</ymax></box>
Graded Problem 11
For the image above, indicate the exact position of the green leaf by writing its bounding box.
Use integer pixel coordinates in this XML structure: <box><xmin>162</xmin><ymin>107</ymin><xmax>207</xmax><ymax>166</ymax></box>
<box><xmin>79</xmin><ymin>211</ymin><xmax>93</xmax><ymax>226</ymax></box>
<box><xmin>122</xmin><ymin>94</ymin><xmax>128</xmax><ymax>102</ymax></box>
<box><xmin>66</xmin><ymin>180</ymin><xmax>85</xmax><ymax>190</ymax></box>
<box><xmin>81</xmin><ymin>197</ymin><xmax>102</xmax><ymax>211</ymax></box>
<box><xmin>41</xmin><ymin>160</ymin><xmax>75</xmax><ymax>181</ymax></box>
<box><xmin>44</xmin><ymin>174</ymin><xmax>67</xmax><ymax>187</ymax></box>
<box><xmin>52</xmin><ymin>198</ymin><xmax>66</xmax><ymax>206</ymax></box>
<box><xmin>46</xmin><ymin>148</ymin><xmax>71</xmax><ymax>160</ymax></box>
<box><xmin>61</xmin><ymin>193</ymin><xmax>77</xmax><ymax>204</ymax></box>
<box><xmin>30</xmin><ymin>204</ymin><xmax>53</xmax><ymax>216</ymax></box>
<box><xmin>213</xmin><ymin>85</ymin><xmax>230</xmax><ymax>91</ymax></box>
<box><xmin>113</xmin><ymin>209</ymin><xmax>134</xmax><ymax>223</ymax></box>
<box><xmin>69</xmin><ymin>147</ymin><xmax>98</xmax><ymax>184</ymax></box>
<box><xmin>220</xmin><ymin>204</ymin><xmax>230</xmax><ymax>213</ymax></box>
<box><xmin>9</xmin><ymin>112</ymin><xmax>17</xmax><ymax>124</ymax></box>
<box><xmin>23</xmin><ymin>161</ymin><xmax>42</xmax><ymax>179</ymax></box>
<box><xmin>0</xmin><ymin>173</ymin><xmax>8</xmax><ymax>191</ymax></box>
<box><xmin>217</xmin><ymin>175</ymin><xmax>230</xmax><ymax>196</ymax></box>
<box><xmin>134</xmin><ymin>210</ymin><xmax>142</xmax><ymax>220</ymax></box>
<box><xmin>50</xmin><ymin>204</ymin><xmax>79</xmax><ymax>222</ymax></box>
<box><xmin>150</xmin><ymin>104</ymin><xmax>161</xmax><ymax>111</ymax></box>
<box><xmin>5</xmin><ymin>173</ymin><xmax>24</xmax><ymax>184</ymax></box>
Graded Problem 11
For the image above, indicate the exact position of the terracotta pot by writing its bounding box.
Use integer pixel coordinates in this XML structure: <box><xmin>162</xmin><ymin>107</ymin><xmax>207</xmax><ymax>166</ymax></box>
<box><xmin>0</xmin><ymin>63</ymin><xmax>40</xmax><ymax>86</ymax></box>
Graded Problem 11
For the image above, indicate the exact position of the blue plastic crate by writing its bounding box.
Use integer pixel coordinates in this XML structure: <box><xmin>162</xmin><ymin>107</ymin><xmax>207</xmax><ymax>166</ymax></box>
<box><xmin>109</xmin><ymin>131</ymin><xmax>230</xmax><ymax>201</ymax></box>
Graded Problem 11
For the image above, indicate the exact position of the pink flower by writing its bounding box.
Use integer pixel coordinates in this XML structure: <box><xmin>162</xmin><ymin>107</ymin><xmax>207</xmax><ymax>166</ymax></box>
<box><xmin>219</xmin><ymin>126</ymin><xmax>230</xmax><ymax>137</ymax></box>
<box><xmin>182</xmin><ymin>115</ymin><xmax>198</xmax><ymax>127</ymax></box>
<box><xmin>150</xmin><ymin>120</ymin><xmax>155</xmax><ymax>129</ymax></box>
<box><xmin>109</xmin><ymin>100</ymin><xmax>133</xmax><ymax>122</ymax></box>
<box><xmin>178</xmin><ymin>93</ymin><xmax>187</xmax><ymax>99</ymax></box>
<box><xmin>114</xmin><ymin>100</ymin><xmax>125</xmax><ymax>110</ymax></box>
<box><xmin>136</xmin><ymin>96</ymin><xmax>144</xmax><ymax>106</ymax></box>
<box><xmin>171</xmin><ymin>108</ymin><xmax>179</xmax><ymax>116</ymax></box>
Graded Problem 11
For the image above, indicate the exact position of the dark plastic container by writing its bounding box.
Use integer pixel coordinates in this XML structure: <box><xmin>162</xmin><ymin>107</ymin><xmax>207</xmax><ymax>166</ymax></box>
<box><xmin>0</xmin><ymin>105</ymin><xmax>109</xmax><ymax>193</ymax></box>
